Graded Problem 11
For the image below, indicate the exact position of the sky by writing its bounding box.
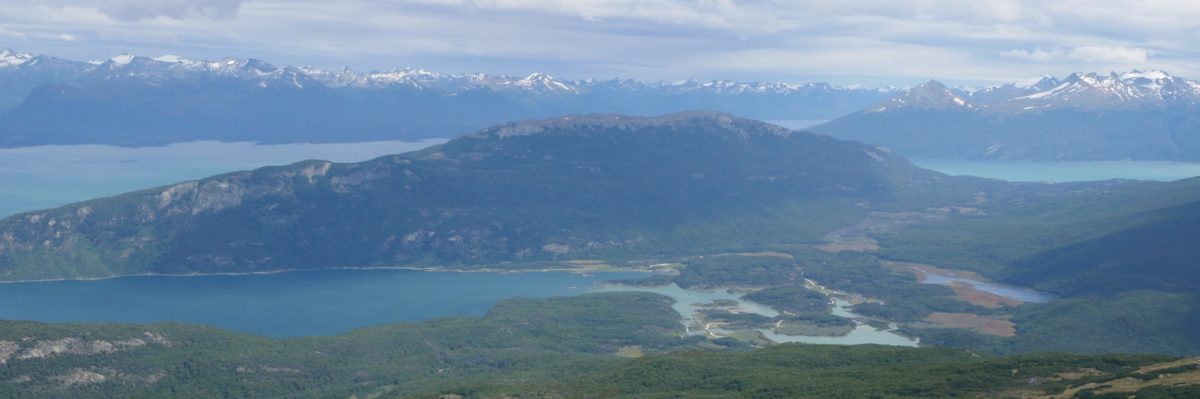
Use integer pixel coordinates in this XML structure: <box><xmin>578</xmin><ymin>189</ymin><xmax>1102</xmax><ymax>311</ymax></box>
<box><xmin>1</xmin><ymin>0</ymin><xmax>1199</xmax><ymax>87</ymax></box>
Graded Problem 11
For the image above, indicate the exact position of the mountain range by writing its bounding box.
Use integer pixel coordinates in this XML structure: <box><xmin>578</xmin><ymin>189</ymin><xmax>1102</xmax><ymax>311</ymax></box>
<box><xmin>6</xmin><ymin>48</ymin><xmax>1200</xmax><ymax>161</ymax></box>
<box><xmin>8</xmin><ymin>44</ymin><xmax>1200</xmax><ymax>161</ymax></box>
<box><xmin>813</xmin><ymin>70</ymin><xmax>1200</xmax><ymax>160</ymax></box>
<box><xmin>0</xmin><ymin>49</ymin><xmax>896</xmax><ymax>146</ymax></box>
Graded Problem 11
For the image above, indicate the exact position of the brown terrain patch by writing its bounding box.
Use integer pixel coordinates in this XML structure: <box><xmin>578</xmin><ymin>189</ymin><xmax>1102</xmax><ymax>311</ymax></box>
<box><xmin>884</xmin><ymin>261</ymin><xmax>1024</xmax><ymax>308</ymax></box>
<box><xmin>925</xmin><ymin>312</ymin><xmax>1016</xmax><ymax>337</ymax></box>
<box><xmin>614</xmin><ymin>346</ymin><xmax>644</xmax><ymax>358</ymax></box>
<box><xmin>1138</xmin><ymin>357</ymin><xmax>1200</xmax><ymax>374</ymax></box>
<box><xmin>1047</xmin><ymin>368</ymin><xmax>1105</xmax><ymax>382</ymax></box>
<box><xmin>949</xmin><ymin>282</ymin><xmax>1022</xmax><ymax>308</ymax></box>
<box><xmin>1046</xmin><ymin>358</ymin><xmax>1200</xmax><ymax>398</ymax></box>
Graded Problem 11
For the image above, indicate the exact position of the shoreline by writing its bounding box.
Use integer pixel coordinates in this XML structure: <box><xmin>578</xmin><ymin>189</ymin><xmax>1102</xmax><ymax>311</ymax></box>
<box><xmin>0</xmin><ymin>265</ymin><xmax>654</xmax><ymax>285</ymax></box>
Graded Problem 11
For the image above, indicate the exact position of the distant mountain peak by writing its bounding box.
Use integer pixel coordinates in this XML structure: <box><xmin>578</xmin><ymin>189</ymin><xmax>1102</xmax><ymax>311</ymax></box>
<box><xmin>1013</xmin><ymin>75</ymin><xmax>1059</xmax><ymax>90</ymax></box>
<box><xmin>472</xmin><ymin>111</ymin><xmax>791</xmax><ymax>140</ymax></box>
<box><xmin>868</xmin><ymin>80</ymin><xmax>976</xmax><ymax>112</ymax></box>
<box><xmin>0</xmin><ymin>48</ymin><xmax>33</xmax><ymax>68</ymax></box>
<box><xmin>1010</xmin><ymin>69</ymin><xmax>1200</xmax><ymax>109</ymax></box>
<box><xmin>151</xmin><ymin>54</ymin><xmax>190</xmax><ymax>63</ymax></box>
<box><xmin>109</xmin><ymin>53</ymin><xmax>136</xmax><ymax>66</ymax></box>
<box><xmin>507</xmin><ymin>72</ymin><xmax>579</xmax><ymax>93</ymax></box>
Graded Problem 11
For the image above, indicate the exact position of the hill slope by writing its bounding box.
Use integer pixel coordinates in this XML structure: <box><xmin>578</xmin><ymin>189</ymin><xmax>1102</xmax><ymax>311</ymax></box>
<box><xmin>0</xmin><ymin>112</ymin><xmax>968</xmax><ymax>281</ymax></box>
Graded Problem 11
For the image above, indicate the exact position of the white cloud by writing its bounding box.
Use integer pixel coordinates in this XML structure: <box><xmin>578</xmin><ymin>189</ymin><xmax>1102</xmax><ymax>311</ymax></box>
<box><xmin>1002</xmin><ymin>46</ymin><xmax>1149</xmax><ymax>64</ymax></box>
<box><xmin>1068</xmin><ymin>46</ymin><xmax>1149</xmax><ymax>63</ymax></box>
<box><xmin>98</xmin><ymin>0</ymin><xmax>245</xmax><ymax>21</ymax></box>
<box><xmin>0</xmin><ymin>0</ymin><xmax>1198</xmax><ymax>84</ymax></box>
<box><xmin>0</xmin><ymin>27</ymin><xmax>26</xmax><ymax>39</ymax></box>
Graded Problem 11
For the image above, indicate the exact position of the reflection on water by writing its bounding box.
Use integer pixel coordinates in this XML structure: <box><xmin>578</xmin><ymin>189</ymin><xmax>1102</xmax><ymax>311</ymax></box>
<box><xmin>597</xmin><ymin>283</ymin><xmax>917</xmax><ymax>347</ymax></box>
<box><xmin>0</xmin><ymin>139</ymin><xmax>446</xmax><ymax>217</ymax></box>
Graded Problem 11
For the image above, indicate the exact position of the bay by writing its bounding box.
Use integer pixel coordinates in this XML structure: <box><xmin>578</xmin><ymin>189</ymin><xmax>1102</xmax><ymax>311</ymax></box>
<box><xmin>0</xmin><ymin>269</ymin><xmax>646</xmax><ymax>338</ymax></box>
<box><xmin>0</xmin><ymin>139</ymin><xmax>446</xmax><ymax>218</ymax></box>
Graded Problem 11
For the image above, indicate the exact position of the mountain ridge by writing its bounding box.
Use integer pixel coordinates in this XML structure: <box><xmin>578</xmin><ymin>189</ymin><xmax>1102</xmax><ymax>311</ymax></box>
<box><xmin>0</xmin><ymin>111</ymin><xmax>949</xmax><ymax>282</ymax></box>
<box><xmin>812</xmin><ymin>70</ymin><xmax>1200</xmax><ymax>161</ymax></box>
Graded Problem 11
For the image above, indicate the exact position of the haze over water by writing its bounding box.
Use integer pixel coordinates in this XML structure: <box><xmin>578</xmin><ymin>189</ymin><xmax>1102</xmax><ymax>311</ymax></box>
<box><xmin>912</xmin><ymin>158</ymin><xmax>1200</xmax><ymax>183</ymax></box>
<box><xmin>0</xmin><ymin>139</ymin><xmax>445</xmax><ymax>218</ymax></box>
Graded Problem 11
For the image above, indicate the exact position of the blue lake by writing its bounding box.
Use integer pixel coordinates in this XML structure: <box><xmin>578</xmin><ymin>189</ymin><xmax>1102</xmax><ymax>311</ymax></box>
<box><xmin>912</xmin><ymin>158</ymin><xmax>1200</xmax><ymax>183</ymax></box>
<box><xmin>0</xmin><ymin>139</ymin><xmax>446</xmax><ymax>218</ymax></box>
<box><xmin>0</xmin><ymin>269</ymin><xmax>646</xmax><ymax>337</ymax></box>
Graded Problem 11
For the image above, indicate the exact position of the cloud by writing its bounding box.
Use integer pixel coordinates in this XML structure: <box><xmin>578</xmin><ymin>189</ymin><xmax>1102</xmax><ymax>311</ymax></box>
<box><xmin>1002</xmin><ymin>46</ymin><xmax>1149</xmax><ymax>64</ymax></box>
<box><xmin>0</xmin><ymin>27</ymin><xmax>26</xmax><ymax>39</ymax></box>
<box><xmin>97</xmin><ymin>0</ymin><xmax>245</xmax><ymax>21</ymax></box>
<box><xmin>1068</xmin><ymin>46</ymin><xmax>1149</xmax><ymax>63</ymax></box>
<box><xmin>0</xmin><ymin>0</ymin><xmax>1198</xmax><ymax>85</ymax></box>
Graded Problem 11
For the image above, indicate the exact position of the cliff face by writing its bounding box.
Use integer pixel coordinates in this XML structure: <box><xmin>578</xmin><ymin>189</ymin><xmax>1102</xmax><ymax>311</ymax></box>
<box><xmin>0</xmin><ymin>112</ymin><xmax>943</xmax><ymax>281</ymax></box>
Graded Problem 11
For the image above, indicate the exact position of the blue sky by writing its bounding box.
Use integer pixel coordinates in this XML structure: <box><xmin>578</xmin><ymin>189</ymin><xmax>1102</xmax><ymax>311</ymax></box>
<box><xmin>2</xmin><ymin>0</ymin><xmax>1198</xmax><ymax>87</ymax></box>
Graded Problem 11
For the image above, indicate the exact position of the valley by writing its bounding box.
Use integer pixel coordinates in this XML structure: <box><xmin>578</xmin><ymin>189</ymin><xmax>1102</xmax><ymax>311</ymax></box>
<box><xmin>0</xmin><ymin>112</ymin><xmax>1198</xmax><ymax>397</ymax></box>
<box><xmin>9</xmin><ymin>4</ymin><xmax>1200</xmax><ymax>397</ymax></box>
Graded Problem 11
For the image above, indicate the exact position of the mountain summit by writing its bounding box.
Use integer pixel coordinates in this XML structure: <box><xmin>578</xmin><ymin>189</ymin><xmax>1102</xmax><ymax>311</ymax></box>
<box><xmin>814</xmin><ymin>70</ymin><xmax>1200</xmax><ymax>161</ymax></box>
<box><xmin>868</xmin><ymin>80</ymin><xmax>976</xmax><ymax>112</ymax></box>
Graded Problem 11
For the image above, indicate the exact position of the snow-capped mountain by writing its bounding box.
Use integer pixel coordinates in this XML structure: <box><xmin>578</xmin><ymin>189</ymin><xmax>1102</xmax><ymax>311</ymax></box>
<box><xmin>0</xmin><ymin>49</ymin><xmax>900</xmax><ymax>147</ymax></box>
<box><xmin>0</xmin><ymin>48</ymin><xmax>33</xmax><ymax>68</ymax></box>
<box><xmin>0</xmin><ymin>49</ymin><xmax>93</xmax><ymax>108</ymax></box>
<box><xmin>814</xmin><ymin>70</ymin><xmax>1200</xmax><ymax>162</ymax></box>
<box><xmin>867</xmin><ymin>80</ymin><xmax>976</xmax><ymax>112</ymax></box>
<box><xmin>4</xmin><ymin>50</ymin><xmax>902</xmax><ymax>98</ymax></box>
<box><xmin>962</xmin><ymin>75</ymin><xmax>1061</xmax><ymax>106</ymax></box>
<box><xmin>1006</xmin><ymin>70</ymin><xmax>1200</xmax><ymax>110</ymax></box>
<box><xmin>502</xmin><ymin>72</ymin><xmax>580</xmax><ymax>94</ymax></box>
<box><xmin>880</xmin><ymin>71</ymin><xmax>1200</xmax><ymax>114</ymax></box>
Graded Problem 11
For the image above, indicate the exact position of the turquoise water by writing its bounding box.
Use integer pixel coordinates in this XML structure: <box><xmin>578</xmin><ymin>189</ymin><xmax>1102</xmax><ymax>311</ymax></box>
<box><xmin>912</xmin><ymin>158</ymin><xmax>1200</xmax><ymax>183</ymax></box>
<box><xmin>598</xmin><ymin>283</ymin><xmax>917</xmax><ymax>347</ymax></box>
<box><xmin>0</xmin><ymin>269</ymin><xmax>646</xmax><ymax>337</ymax></box>
<box><xmin>0</xmin><ymin>139</ymin><xmax>642</xmax><ymax>338</ymax></box>
<box><xmin>0</xmin><ymin>139</ymin><xmax>446</xmax><ymax>218</ymax></box>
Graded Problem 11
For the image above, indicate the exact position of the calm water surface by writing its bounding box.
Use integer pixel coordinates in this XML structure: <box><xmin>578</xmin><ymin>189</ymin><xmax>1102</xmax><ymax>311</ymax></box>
<box><xmin>912</xmin><ymin>158</ymin><xmax>1200</xmax><ymax>182</ymax></box>
<box><xmin>598</xmin><ymin>283</ymin><xmax>918</xmax><ymax>347</ymax></box>
<box><xmin>0</xmin><ymin>139</ymin><xmax>446</xmax><ymax>218</ymax></box>
<box><xmin>0</xmin><ymin>269</ymin><xmax>645</xmax><ymax>337</ymax></box>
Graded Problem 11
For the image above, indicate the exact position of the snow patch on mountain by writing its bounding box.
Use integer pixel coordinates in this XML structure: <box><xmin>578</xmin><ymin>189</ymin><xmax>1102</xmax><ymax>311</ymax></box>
<box><xmin>1011</xmin><ymin>70</ymin><xmax>1200</xmax><ymax>109</ymax></box>
<box><xmin>0</xmin><ymin>49</ymin><xmax>32</xmax><ymax>68</ymax></box>
<box><xmin>868</xmin><ymin>80</ymin><xmax>977</xmax><ymax>112</ymax></box>
<box><xmin>109</xmin><ymin>54</ymin><xmax>135</xmax><ymax>66</ymax></box>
